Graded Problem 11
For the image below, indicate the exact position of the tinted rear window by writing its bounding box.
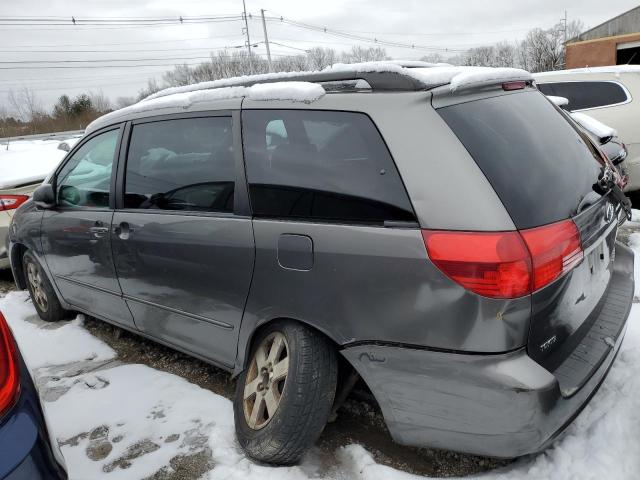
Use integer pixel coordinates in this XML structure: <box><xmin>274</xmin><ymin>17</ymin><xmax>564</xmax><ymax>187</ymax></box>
<box><xmin>242</xmin><ymin>110</ymin><xmax>415</xmax><ymax>225</ymax></box>
<box><xmin>537</xmin><ymin>81</ymin><xmax>628</xmax><ymax>110</ymax></box>
<box><xmin>438</xmin><ymin>91</ymin><xmax>603</xmax><ymax>229</ymax></box>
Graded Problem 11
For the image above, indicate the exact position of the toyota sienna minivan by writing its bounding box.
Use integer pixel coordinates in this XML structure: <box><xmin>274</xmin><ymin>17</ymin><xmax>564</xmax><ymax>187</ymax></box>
<box><xmin>7</xmin><ymin>63</ymin><xmax>634</xmax><ymax>465</ymax></box>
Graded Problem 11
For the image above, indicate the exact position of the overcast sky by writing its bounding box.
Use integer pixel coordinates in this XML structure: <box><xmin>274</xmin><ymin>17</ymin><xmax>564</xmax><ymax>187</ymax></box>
<box><xmin>1</xmin><ymin>0</ymin><xmax>639</xmax><ymax>112</ymax></box>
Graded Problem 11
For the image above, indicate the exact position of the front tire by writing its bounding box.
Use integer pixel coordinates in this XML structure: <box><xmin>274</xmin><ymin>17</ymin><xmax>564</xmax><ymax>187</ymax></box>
<box><xmin>234</xmin><ymin>321</ymin><xmax>338</xmax><ymax>465</ymax></box>
<box><xmin>23</xmin><ymin>251</ymin><xmax>71</xmax><ymax>322</ymax></box>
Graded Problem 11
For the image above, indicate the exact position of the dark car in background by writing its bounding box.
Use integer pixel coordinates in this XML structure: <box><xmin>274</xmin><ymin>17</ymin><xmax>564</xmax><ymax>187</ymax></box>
<box><xmin>0</xmin><ymin>311</ymin><xmax>67</xmax><ymax>479</ymax></box>
<box><xmin>7</xmin><ymin>63</ymin><xmax>635</xmax><ymax>465</ymax></box>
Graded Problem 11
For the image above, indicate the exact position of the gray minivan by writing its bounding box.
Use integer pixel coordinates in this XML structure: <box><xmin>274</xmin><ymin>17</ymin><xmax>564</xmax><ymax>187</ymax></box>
<box><xmin>7</xmin><ymin>64</ymin><xmax>634</xmax><ymax>465</ymax></box>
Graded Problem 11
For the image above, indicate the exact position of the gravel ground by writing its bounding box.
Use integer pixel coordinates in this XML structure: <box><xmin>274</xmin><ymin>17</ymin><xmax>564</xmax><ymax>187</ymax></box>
<box><xmin>2</xmin><ymin>217</ymin><xmax>639</xmax><ymax>479</ymax></box>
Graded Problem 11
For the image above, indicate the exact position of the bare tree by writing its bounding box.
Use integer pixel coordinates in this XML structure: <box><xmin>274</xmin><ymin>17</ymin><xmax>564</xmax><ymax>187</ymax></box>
<box><xmin>307</xmin><ymin>47</ymin><xmax>337</xmax><ymax>70</ymax></box>
<box><xmin>566</xmin><ymin>19</ymin><xmax>585</xmax><ymax>42</ymax></box>
<box><xmin>420</xmin><ymin>53</ymin><xmax>444</xmax><ymax>64</ymax></box>
<box><xmin>494</xmin><ymin>42</ymin><xmax>516</xmax><ymax>67</ymax></box>
<box><xmin>89</xmin><ymin>90</ymin><xmax>111</xmax><ymax>113</ymax></box>
<box><xmin>8</xmin><ymin>87</ymin><xmax>42</xmax><ymax>122</ymax></box>
<box><xmin>136</xmin><ymin>78</ymin><xmax>162</xmax><ymax>101</ymax></box>
<box><xmin>464</xmin><ymin>46</ymin><xmax>495</xmax><ymax>66</ymax></box>
<box><xmin>163</xmin><ymin>63</ymin><xmax>196</xmax><ymax>87</ymax></box>
<box><xmin>341</xmin><ymin>46</ymin><xmax>389</xmax><ymax>63</ymax></box>
<box><xmin>115</xmin><ymin>96</ymin><xmax>136</xmax><ymax>109</ymax></box>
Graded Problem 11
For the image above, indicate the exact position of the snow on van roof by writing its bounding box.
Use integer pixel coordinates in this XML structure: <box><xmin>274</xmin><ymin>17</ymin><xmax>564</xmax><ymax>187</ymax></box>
<box><xmin>86</xmin><ymin>63</ymin><xmax>531</xmax><ymax>133</ymax></box>
<box><xmin>86</xmin><ymin>82</ymin><xmax>325</xmax><ymax>133</ymax></box>
<box><xmin>143</xmin><ymin>62</ymin><xmax>531</xmax><ymax>102</ymax></box>
<box><xmin>534</xmin><ymin>65</ymin><xmax>640</xmax><ymax>78</ymax></box>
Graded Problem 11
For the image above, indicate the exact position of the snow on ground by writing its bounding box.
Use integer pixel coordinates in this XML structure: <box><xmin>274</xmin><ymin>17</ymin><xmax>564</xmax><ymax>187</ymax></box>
<box><xmin>0</xmin><ymin>139</ymin><xmax>69</xmax><ymax>189</ymax></box>
<box><xmin>1</xmin><ymin>219</ymin><xmax>640</xmax><ymax>479</ymax></box>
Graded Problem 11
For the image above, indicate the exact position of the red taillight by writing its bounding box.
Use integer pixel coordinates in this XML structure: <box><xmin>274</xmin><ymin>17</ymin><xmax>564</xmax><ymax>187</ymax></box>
<box><xmin>422</xmin><ymin>230</ymin><xmax>532</xmax><ymax>298</ymax></box>
<box><xmin>0</xmin><ymin>312</ymin><xmax>20</xmax><ymax>416</ymax></box>
<box><xmin>520</xmin><ymin>220</ymin><xmax>583</xmax><ymax>291</ymax></box>
<box><xmin>422</xmin><ymin>219</ymin><xmax>583</xmax><ymax>299</ymax></box>
<box><xmin>502</xmin><ymin>81</ymin><xmax>526</xmax><ymax>91</ymax></box>
<box><xmin>0</xmin><ymin>195</ymin><xmax>29</xmax><ymax>211</ymax></box>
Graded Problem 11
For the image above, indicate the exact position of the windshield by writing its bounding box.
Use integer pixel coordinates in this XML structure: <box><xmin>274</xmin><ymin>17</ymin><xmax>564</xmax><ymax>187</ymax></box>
<box><xmin>438</xmin><ymin>90</ymin><xmax>604</xmax><ymax>229</ymax></box>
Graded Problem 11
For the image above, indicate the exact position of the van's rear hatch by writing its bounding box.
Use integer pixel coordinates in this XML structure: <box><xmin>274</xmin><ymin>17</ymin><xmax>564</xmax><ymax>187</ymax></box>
<box><xmin>437</xmin><ymin>88</ymin><xmax>633</xmax><ymax>396</ymax></box>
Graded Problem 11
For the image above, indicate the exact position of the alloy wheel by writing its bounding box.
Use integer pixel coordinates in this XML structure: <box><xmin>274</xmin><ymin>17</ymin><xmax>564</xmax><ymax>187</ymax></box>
<box><xmin>27</xmin><ymin>262</ymin><xmax>48</xmax><ymax>313</ymax></box>
<box><xmin>243</xmin><ymin>331</ymin><xmax>290</xmax><ymax>430</ymax></box>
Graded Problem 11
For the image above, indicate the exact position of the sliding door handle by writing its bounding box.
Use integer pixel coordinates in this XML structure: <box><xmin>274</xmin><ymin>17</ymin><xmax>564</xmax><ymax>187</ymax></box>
<box><xmin>114</xmin><ymin>222</ymin><xmax>133</xmax><ymax>240</ymax></box>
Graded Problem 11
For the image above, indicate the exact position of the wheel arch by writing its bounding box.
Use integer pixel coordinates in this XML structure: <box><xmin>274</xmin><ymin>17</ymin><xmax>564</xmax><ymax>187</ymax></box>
<box><xmin>9</xmin><ymin>242</ymin><xmax>28</xmax><ymax>289</ymax></box>
<box><xmin>233</xmin><ymin>315</ymin><xmax>343</xmax><ymax>378</ymax></box>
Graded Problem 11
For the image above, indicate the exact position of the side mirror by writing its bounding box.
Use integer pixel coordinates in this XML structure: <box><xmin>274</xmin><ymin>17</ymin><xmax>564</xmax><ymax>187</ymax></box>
<box><xmin>33</xmin><ymin>184</ymin><xmax>56</xmax><ymax>209</ymax></box>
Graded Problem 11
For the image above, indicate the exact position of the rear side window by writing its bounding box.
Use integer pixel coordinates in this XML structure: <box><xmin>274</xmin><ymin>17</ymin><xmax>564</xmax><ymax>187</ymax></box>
<box><xmin>242</xmin><ymin>110</ymin><xmax>415</xmax><ymax>225</ymax></box>
<box><xmin>438</xmin><ymin>90</ymin><xmax>603</xmax><ymax>229</ymax></box>
<box><xmin>537</xmin><ymin>81</ymin><xmax>628</xmax><ymax>110</ymax></box>
<box><xmin>124</xmin><ymin>117</ymin><xmax>235</xmax><ymax>213</ymax></box>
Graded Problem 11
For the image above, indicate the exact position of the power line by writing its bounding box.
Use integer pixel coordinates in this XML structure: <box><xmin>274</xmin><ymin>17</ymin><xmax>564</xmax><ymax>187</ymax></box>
<box><xmin>0</xmin><ymin>52</ymin><xmax>300</xmax><ymax>70</ymax></box>
<box><xmin>0</xmin><ymin>51</ymin><xmax>254</xmax><ymax>64</ymax></box>
<box><xmin>3</xmin><ymin>34</ymin><xmax>245</xmax><ymax>49</ymax></box>
<box><xmin>0</xmin><ymin>46</ymin><xmax>250</xmax><ymax>54</ymax></box>
<box><xmin>262</xmin><ymin>12</ymin><xmax>468</xmax><ymax>52</ymax></box>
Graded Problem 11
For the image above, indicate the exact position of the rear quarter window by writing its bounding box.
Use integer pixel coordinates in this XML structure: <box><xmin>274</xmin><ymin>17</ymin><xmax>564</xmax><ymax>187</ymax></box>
<box><xmin>242</xmin><ymin>109</ymin><xmax>415</xmax><ymax>225</ymax></box>
<box><xmin>537</xmin><ymin>81</ymin><xmax>629</xmax><ymax>110</ymax></box>
<box><xmin>438</xmin><ymin>90</ymin><xmax>604</xmax><ymax>229</ymax></box>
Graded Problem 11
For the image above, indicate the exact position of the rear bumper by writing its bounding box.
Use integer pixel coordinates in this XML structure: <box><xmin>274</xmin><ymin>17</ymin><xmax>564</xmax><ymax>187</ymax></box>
<box><xmin>0</xmin><ymin>353</ymin><xmax>67</xmax><ymax>480</ymax></box>
<box><xmin>343</xmin><ymin>330</ymin><xmax>627</xmax><ymax>458</ymax></box>
<box><xmin>342</xmin><ymin>247</ymin><xmax>634</xmax><ymax>458</ymax></box>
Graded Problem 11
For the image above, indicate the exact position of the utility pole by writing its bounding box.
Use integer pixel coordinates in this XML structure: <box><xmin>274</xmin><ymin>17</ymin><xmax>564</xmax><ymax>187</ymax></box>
<box><xmin>242</xmin><ymin>0</ymin><xmax>253</xmax><ymax>74</ymax></box>
<box><xmin>563</xmin><ymin>10</ymin><xmax>568</xmax><ymax>45</ymax></box>
<box><xmin>261</xmin><ymin>9</ymin><xmax>273</xmax><ymax>72</ymax></box>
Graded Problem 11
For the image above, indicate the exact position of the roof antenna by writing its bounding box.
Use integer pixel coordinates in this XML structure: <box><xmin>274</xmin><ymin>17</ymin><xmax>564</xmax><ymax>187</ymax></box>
<box><xmin>626</xmin><ymin>52</ymin><xmax>637</xmax><ymax>65</ymax></box>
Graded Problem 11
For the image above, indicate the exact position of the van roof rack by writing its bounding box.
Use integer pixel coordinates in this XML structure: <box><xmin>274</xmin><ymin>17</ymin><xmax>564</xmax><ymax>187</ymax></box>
<box><xmin>144</xmin><ymin>63</ymin><xmax>533</xmax><ymax>103</ymax></box>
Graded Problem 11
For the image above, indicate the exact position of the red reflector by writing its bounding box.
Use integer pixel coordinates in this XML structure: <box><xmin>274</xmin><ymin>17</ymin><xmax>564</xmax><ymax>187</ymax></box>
<box><xmin>520</xmin><ymin>220</ymin><xmax>583</xmax><ymax>291</ymax></box>
<box><xmin>422</xmin><ymin>219</ymin><xmax>583</xmax><ymax>299</ymax></box>
<box><xmin>0</xmin><ymin>312</ymin><xmax>20</xmax><ymax>416</ymax></box>
<box><xmin>0</xmin><ymin>195</ymin><xmax>29</xmax><ymax>211</ymax></box>
<box><xmin>502</xmin><ymin>81</ymin><xmax>526</xmax><ymax>91</ymax></box>
<box><xmin>422</xmin><ymin>230</ymin><xmax>532</xmax><ymax>298</ymax></box>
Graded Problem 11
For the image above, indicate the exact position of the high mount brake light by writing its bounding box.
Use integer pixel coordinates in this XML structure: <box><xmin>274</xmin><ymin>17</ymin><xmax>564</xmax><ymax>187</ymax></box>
<box><xmin>502</xmin><ymin>81</ymin><xmax>526</xmax><ymax>91</ymax></box>
<box><xmin>0</xmin><ymin>312</ymin><xmax>20</xmax><ymax>417</ymax></box>
<box><xmin>422</xmin><ymin>219</ymin><xmax>583</xmax><ymax>299</ymax></box>
<box><xmin>0</xmin><ymin>195</ymin><xmax>29</xmax><ymax>211</ymax></box>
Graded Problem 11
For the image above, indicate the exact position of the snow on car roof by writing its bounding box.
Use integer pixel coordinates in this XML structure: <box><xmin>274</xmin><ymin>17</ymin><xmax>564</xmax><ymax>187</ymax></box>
<box><xmin>547</xmin><ymin>95</ymin><xmax>570</xmax><ymax>107</ymax></box>
<box><xmin>86</xmin><ymin>82</ymin><xmax>325</xmax><ymax>133</ymax></box>
<box><xmin>87</xmin><ymin>63</ymin><xmax>531</xmax><ymax>133</ymax></box>
<box><xmin>143</xmin><ymin>62</ymin><xmax>531</xmax><ymax>101</ymax></box>
<box><xmin>534</xmin><ymin>65</ymin><xmax>640</xmax><ymax>78</ymax></box>
<box><xmin>0</xmin><ymin>139</ymin><xmax>68</xmax><ymax>189</ymax></box>
<box><xmin>570</xmin><ymin>112</ymin><xmax>618</xmax><ymax>140</ymax></box>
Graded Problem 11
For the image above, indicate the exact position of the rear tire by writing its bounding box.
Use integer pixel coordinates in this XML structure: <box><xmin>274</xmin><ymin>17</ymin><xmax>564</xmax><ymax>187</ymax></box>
<box><xmin>23</xmin><ymin>251</ymin><xmax>71</xmax><ymax>322</ymax></box>
<box><xmin>234</xmin><ymin>321</ymin><xmax>338</xmax><ymax>465</ymax></box>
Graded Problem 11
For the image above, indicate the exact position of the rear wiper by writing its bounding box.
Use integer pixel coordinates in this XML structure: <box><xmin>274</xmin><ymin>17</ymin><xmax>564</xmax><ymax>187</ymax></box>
<box><xmin>596</xmin><ymin>165</ymin><xmax>632</xmax><ymax>221</ymax></box>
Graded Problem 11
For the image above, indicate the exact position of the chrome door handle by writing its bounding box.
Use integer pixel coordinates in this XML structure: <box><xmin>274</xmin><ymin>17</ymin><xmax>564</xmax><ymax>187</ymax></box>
<box><xmin>114</xmin><ymin>222</ymin><xmax>133</xmax><ymax>240</ymax></box>
<box><xmin>89</xmin><ymin>226</ymin><xmax>109</xmax><ymax>238</ymax></box>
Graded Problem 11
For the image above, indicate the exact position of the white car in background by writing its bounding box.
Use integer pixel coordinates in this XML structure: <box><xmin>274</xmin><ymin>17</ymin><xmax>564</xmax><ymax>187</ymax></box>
<box><xmin>534</xmin><ymin>66</ymin><xmax>640</xmax><ymax>193</ymax></box>
<box><xmin>0</xmin><ymin>139</ymin><xmax>70</xmax><ymax>269</ymax></box>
